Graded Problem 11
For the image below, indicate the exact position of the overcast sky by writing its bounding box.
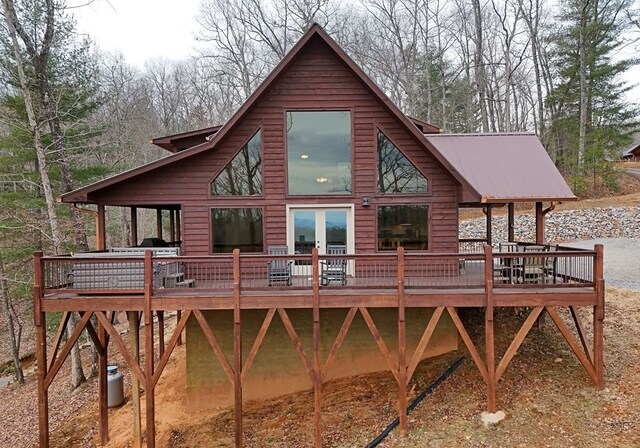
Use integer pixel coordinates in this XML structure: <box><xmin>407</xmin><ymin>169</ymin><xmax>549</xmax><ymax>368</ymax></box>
<box><xmin>71</xmin><ymin>0</ymin><xmax>640</xmax><ymax>104</ymax></box>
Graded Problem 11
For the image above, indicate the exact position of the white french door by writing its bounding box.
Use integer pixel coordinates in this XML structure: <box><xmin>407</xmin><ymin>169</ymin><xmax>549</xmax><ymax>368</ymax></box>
<box><xmin>287</xmin><ymin>205</ymin><xmax>354</xmax><ymax>276</ymax></box>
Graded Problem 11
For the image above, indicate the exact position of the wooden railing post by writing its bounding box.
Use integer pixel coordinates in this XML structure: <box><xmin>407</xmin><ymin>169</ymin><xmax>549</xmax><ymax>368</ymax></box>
<box><xmin>233</xmin><ymin>249</ymin><xmax>243</xmax><ymax>447</ymax></box>
<box><xmin>483</xmin><ymin>244</ymin><xmax>496</xmax><ymax>412</ymax></box>
<box><xmin>312</xmin><ymin>248</ymin><xmax>322</xmax><ymax>447</ymax></box>
<box><xmin>593</xmin><ymin>244</ymin><xmax>605</xmax><ymax>389</ymax></box>
<box><xmin>397</xmin><ymin>247</ymin><xmax>407</xmax><ymax>434</ymax></box>
<box><xmin>34</xmin><ymin>251</ymin><xmax>50</xmax><ymax>448</ymax></box>
<box><xmin>143</xmin><ymin>250</ymin><xmax>156</xmax><ymax>448</ymax></box>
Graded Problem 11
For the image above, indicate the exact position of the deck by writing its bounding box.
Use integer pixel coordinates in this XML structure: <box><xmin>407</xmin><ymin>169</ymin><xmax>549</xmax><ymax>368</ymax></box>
<box><xmin>32</xmin><ymin>243</ymin><xmax>605</xmax><ymax>448</ymax></box>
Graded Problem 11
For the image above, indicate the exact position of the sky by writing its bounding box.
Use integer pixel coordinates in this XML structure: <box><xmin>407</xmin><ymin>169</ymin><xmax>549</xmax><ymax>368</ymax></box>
<box><xmin>71</xmin><ymin>0</ymin><xmax>640</xmax><ymax>105</ymax></box>
<box><xmin>72</xmin><ymin>0</ymin><xmax>201</xmax><ymax>66</ymax></box>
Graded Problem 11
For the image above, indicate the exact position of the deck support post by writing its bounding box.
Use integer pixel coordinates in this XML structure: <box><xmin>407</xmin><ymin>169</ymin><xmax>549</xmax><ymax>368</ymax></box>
<box><xmin>157</xmin><ymin>311</ymin><xmax>165</xmax><ymax>358</ymax></box>
<box><xmin>156</xmin><ymin>209</ymin><xmax>163</xmax><ymax>240</ymax></box>
<box><xmin>484</xmin><ymin>205</ymin><xmax>493</xmax><ymax>246</ymax></box>
<box><xmin>312</xmin><ymin>248</ymin><xmax>322</xmax><ymax>447</ymax></box>
<box><xmin>233</xmin><ymin>249</ymin><xmax>243</xmax><ymax>448</ymax></box>
<box><xmin>397</xmin><ymin>247</ymin><xmax>407</xmax><ymax>435</ymax></box>
<box><xmin>484</xmin><ymin>245</ymin><xmax>496</xmax><ymax>413</ymax></box>
<box><xmin>97</xmin><ymin>204</ymin><xmax>106</xmax><ymax>251</ymax></box>
<box><xmin>507</xmin><ymin>203</ymin><xmax>515</xmax><ymax>242</ymax></box>
<box><xmin>144</xmin><ymin>251</ymin><xmax>156</xmax><ymax>448</ymax></box>
<box><xmin>98</xmin><ymin>319</ymin><xmax>109</xmax><ymax>445</ymax></box>
<box><xmin>177</xmin><ymin>310</ymin><xmax>183</xmax><ymax>346</ymax></box>
<box><xmin>594</xmin><ymin>244</ymin><xmax>605</xmax><ymax>389</ymax></box>
<box><xmin>34</xmin><ymin>251</ymin><xmax>49</xmax><ymax>448</ymax></box>
<box><xmin>535</xmin><ymin>202</ymin><xmax>543</xmax><ymax>244</ymax></box>
<box><xmin>127</xmin><ymin>311</ymin><xmax>142</xmax><ymax>447</ymax></box>
<box><xmin>130</xmin><ymin>207</ymin><xmax>138</xmax><ymax>246</ymax></box>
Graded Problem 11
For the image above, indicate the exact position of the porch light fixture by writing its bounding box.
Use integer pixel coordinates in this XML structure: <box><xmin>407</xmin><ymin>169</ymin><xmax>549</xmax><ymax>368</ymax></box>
<box><xmin>300</xmin><ymin>154</ymin><xmax>309</xmax><ymax>159</ymax></box>
<box><xmin>362</xmin><ymin>196</ymin><xmax>370</xmax><ymax>207</ymax></box>
<box><xmin>316</xmin><ymin>177</ymin><xmax>328</xmax><ymax>183</ymax></box>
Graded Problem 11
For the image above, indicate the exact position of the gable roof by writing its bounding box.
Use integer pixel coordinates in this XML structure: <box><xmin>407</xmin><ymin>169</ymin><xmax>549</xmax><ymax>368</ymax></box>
<box><xmin>622</xmin><ymin>134</ymin><xmax>640</xmax><ymax>158</ymax></box>
<box><xmin>61</xmin><ymin>24</ymin><xmax>477</xmax><ymax>204</ymax></box>
<box><xmin>426</xmin><ymin>133</ymin><xmax>576</xmax><ymax>203</ymax></box>
<box><xmin>152</xmin><ymin>125</ymin><xmax>222</xmax><ymax>153</ymax></box>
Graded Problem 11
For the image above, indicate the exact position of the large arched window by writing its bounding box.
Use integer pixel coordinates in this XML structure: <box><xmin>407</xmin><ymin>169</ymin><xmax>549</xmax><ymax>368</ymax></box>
<box><xmin>377</xmin><ymin>129</ymin><xmax>428</xmax><ymax>194</ymax></box>
<box><xmin>211</xmin><ymin>130</ymin><xmax>262</xmax><ymax>196</ymax></box>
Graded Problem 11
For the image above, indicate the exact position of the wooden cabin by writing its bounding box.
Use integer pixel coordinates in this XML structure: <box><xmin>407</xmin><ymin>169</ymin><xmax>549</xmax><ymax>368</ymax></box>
<box><xmin>33</xmin><ymin>24</ymin><xmax>604</xmax><ymax>448</ymax></box>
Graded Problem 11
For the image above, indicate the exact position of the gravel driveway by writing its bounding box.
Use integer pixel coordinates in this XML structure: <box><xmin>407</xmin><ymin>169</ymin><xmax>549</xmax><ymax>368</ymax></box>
<box><xmin>562</xmin><ymin>237</ymin><xmax>640</xmax><ymax>290</ymax></box>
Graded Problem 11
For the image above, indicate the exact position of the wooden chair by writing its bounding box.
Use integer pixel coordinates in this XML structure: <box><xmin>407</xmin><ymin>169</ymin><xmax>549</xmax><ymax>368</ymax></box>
<box><xmin>493</xmin><ymin>242</ymin><xmax>519</xmax><ymax>284</ymax></box>
<box><xmin>321</xmin><ymin>244</ymin><xmax>347</xmax><ymax>286</ymax></box>
<box><xmin>521</xmin><ymin>245</ymin><xmax>546</xmax><ymax>284</ymax></box>
<box><xmin>267</xmin><ymin>245</ymin><xmax>292</xmax><ymax>286</ymax></box>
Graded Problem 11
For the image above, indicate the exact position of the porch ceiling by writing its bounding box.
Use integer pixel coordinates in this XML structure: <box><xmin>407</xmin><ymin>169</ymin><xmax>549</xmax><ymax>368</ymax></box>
<box><xmin>426</xmin><ymin>133</ymin><xmax>577</xmax><ymax>203</ymax></box>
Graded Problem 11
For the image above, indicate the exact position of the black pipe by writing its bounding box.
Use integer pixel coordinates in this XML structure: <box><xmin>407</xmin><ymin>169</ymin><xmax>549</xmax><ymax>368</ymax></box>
<box><xmin>366</xmin><ymin>356</ymin><xmax>465</xmax><ymax>448</ymax></box>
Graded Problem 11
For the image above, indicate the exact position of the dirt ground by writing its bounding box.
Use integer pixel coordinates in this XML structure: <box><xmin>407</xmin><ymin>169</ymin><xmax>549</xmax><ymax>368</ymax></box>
<box><xmin>2</xmin><ymin>286</ymin><xmax>633</xmax><ymax>448</ymax></box>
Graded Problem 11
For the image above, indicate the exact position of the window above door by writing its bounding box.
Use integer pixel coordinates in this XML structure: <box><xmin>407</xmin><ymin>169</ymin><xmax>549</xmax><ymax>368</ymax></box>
<box><xmin>286</xmin><ymin>111</ymin><xmax>352</xmax><ymax>195</ymax></box>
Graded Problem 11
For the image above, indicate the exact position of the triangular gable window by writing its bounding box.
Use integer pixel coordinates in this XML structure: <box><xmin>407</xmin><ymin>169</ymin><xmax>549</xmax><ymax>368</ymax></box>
<box><xmin>211</xmin><ymin>130</ymin><xmax>262</xmax><ymax>196</ymax></box>
<box><xmin>377</xmin><ymin>129</ymin><xmax>428</xmax><ymax>194</ymax></box>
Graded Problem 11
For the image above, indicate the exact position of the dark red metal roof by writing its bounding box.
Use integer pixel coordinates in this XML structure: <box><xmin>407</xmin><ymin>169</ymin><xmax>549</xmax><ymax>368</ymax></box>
<box><xmin>151</xmin><ymin>125</ymin><xmax>222</xmax><ymax>152</ymax></box>
<box><xmin>426</xmin><ymin>133</ymin><xmax>576</xmax><ymax>203</ymax></box>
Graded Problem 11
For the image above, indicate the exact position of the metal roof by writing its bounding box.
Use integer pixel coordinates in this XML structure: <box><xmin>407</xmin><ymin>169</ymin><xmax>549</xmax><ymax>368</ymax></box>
<box><xmin>426</xmin><ymin>133</ymin><xmax>577</xmax><ymax>203</ymax></box>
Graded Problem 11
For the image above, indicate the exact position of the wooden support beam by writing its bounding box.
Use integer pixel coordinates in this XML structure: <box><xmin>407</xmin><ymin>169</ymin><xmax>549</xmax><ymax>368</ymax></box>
<box><xmin>312</xmin><ymin>248</ymin><xmax>322</xmax><ymax>448</ymax></box>
<box><xmin>359</xmin><ymin>307</ymin><xmax>400</xmax><ymax>384</ymax></box>
<box><xmin>169</xmin><ymin>210</ymin><xmax>175</xmax><ymax>243</ymax></box>
<box><xmin>507</xmin><ymin>203</ymin><xmax>515</xmax><ymax>242</ymax></box>
<box><xmin>233</xmin><ymin>249</ymin><xmax>243</xmax><ymax>448</ymax></box>
<box><xmin>34</xmin><ymin>251</ymin><xmax>49</xmax><ymax>448</ymax></box>
<box><xmin>321</xmin><ymin>308</ymin><xmax>357</xmax><ymax>380</ymax></box>
<box><xmin>176</xmin><ymin>209</ymin><xmax>181</xmax><ymax>242</ymax></box>
<box><xmin>407</xmin><ymin>307</ymin><xmax>444</xmax><ymax>381</ymax></box>
<box><xmin>130</xmin><ymin>207</ymin><xmax>138</xmax><ymax>247</ymax></box>
<box><xmin>495</xmin><ymin>306</ymin><xmax>544</xmax><ymax>382</ymax></box>
<box><xmin>397</xmin><ymin>247</ymin><xmax>407</xmax><ymax>435</ymax></box>
<box><xmin>156</xmin><ymin>208</ymin><xmax>163</xmax><ymax>240</ymax></box>
<box><xmin>157</xmin><ymin>311</ymin><xmax>165</xmax><ymax>358</ymax></box>
<box><xmin>98</xmin><ymin>317</ymin><xmax>108</xmax><ymax>445</ymax></box>
<box><xmin>546</xmin><ymin>306</ymin><xmax>598</xmax><ymax>384</ymax></box>
<box><xmin>47</xmin><ymin>311</ymin><xmax>70</xmax><ymax>371</ymax></box>
<box><xmin>144</xmin><ymin>270</ymin><xmax>156</xmax><ymax>448</ymax></box>
<box><xmin>485</xmin><ymin>205</ymin><xmax>493</xmax><ymax>246</ymax></box>
<box><xmin>277</xmin><ymin>308</ymin><xmax>315</xmax><ymax>382</ymax></box>
<box><xmin>193</xmin><ymin>310</ymin><xmax>235</xmax><ymax>383</ymax></box>
<box><xmin>242</xmin><ymin>309</ymin><xmax>275</xmax><ymax>384</ymax></box>
<box><xmin>569</xmin><ymin>306</ymin><xmax>593</xmax><ymax>364</ymax></box>
<box><xmin>484</xmin><ymin>245</ymin><xmax>496</xmax><ymax>413</ymax></box>
<box><xmin>97</xmin><ymin>204</ymin><xmax>106</xmax><ymax>251</ymax></box>
<box><xmin>535</xmin><ymin>202</ymin><xmax>544</xmax><ymax>244</ymax></box>
<box><xmin>127</xmin><ymin>311</ymin><xmax>142</xmax><ymax>448</ymax></box>
<box><xmin>177</xmin><ymin>310</ymin><xmax>183</xmax><ymax>346</ymax></box>
<box><xmin>96</xmin><ymin>311</ymin><xmax>146</xmax><ymax>385</ymax></box>
<box><xmin>594</xmin><ymin>244</ymin><xmax>605</xmax><ymax>389</ymax></box>
<box><xmin>152</xmin><ymin>310</ymin><xmax>192</xmax><ymax>387</ymax></box>
<box><xmin>447</xmin><ymin>307</ymin><xmax>488</xmax><ymax>382</ymax></box>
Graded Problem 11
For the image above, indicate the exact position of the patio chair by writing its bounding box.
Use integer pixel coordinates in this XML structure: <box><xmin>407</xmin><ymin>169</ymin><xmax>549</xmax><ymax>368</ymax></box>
<box><xmin>493</xmin><ymin>242</ymin><xmax>519</xmax><ymax>284</ymax></box>
<box><xmin>267</xmin><ymin>245</ymin><xmax>292</xmax><ymax>286</ymax></box>
<box><xmin>321</xmin><ymin>244</ymin><xmax>347</xmax><ymax>286</ymax></box>
<box><xmin>521</xmin><ymin>245</ymin><xmax>546</xmax><ymax>284</ymax></box>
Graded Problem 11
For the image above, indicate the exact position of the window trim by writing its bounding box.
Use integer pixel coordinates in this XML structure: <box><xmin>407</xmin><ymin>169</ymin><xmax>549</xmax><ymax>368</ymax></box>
<box><xmin>284</xmin><ymin>107</ymin><xmax>356</xmax><ymax>199</ymax></box>
<box><xmin>209</xmin><ymin>206</ymin><xmax>266</xmax><ymax>254</ymax></box>
<box><xmin>207</xmin><ymin>124</ymin><xmax>265</xmax><ymax>199</ymax></box>
<box><xmin>374</xmin><ymin>124</ymin><xmax>432</xmax><ymax>197</ymax></box>
<box><xmin>375</xmin><ymin>204</ymin><xmax>432</xmax><ymax>253</ymax></box>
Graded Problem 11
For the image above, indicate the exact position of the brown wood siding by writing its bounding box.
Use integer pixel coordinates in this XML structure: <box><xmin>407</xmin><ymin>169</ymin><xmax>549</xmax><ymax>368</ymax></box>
<box><xmin>91</xmin><ymin>37</ymin><xmax>459</xmax><ymax>255</ymax></box>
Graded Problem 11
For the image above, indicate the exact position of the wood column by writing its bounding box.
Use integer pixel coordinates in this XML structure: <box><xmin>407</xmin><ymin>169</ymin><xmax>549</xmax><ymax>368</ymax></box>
<box><xmin>176</xmin><ymin>210</ymin><xmax>182</xmax><ymax>242</ymax></box>
<box><xmin>157</xmin><ymin>311</ymin><xmax>165</xmax><ymax>358</ymax></box>
<box><xmin>312</xmin><ymin>248</ymin><xmax>321</xmax><ymax>447</ymax></box>
<box><xmin>130</xmin><ymin>207</ymin><xmax>138</xmax><ymax>247</ymax></box>
<box><xmin>484</xmin><ymin>245</ymin><xmax>496</xmax><ymax>412</ymax></box>
<box><xmin>127</xmin><ymin>311</ymin><xmax>142</xmax><ymax>447</ymax></box>
<box><xmin>144</xmin><ymin>251</ymin><xmax>156</xmax><ymax>448</ymax></box>
<box><xmin>177</xmin><ymin>310</ymin><xmax>183</xmax><ymax>346</ymax></box>
<box><xmin>233</xmin><ymin>249</ymin><xmax>243</xmax><ymax>447</ymax></box>
<box><xmin>169</xmin><ymin>210</ymin><xmax>175</xmax><ymax>243</ymax></box>
<box><xmin>98</xmin><ymin>319</ymin><xmax>108</xmax><ymax>445</ymax></box>
<box><xmin>397</xmin><ymin>247</ymin><xmax>407</xmax><ymax>434</ymax></box>
<box><xmin>485</xmin><ymin>205</ymin><xmax>493</xmax><ymax>246</ymax></box>
<box><xmin>507</xmin><ymin>203</ymin><xmax>515</xmax><ymax>242</ymax></box>
<box><xmin>97</xmin><ymin>204</ymin><xmax>106</xmax><ymax>251</ymax></box>
<box><xmin>34</xmin><ymin>251</ymin><xmax>49</xmax><ymax>447</ymax></box>
<box><xmin>156</xmin><ymin>209</ymin><xmax>163</xmax><ymax>240</ymax></box>
<box><xmin>535</xmin><ymin>202</ymin><xmax>544</xmax><ymax>244</ymax></box>
<box><xmin>594</xmin><ymin>244</ymin><xmax>605</xmax><ymax>389</ymax></box>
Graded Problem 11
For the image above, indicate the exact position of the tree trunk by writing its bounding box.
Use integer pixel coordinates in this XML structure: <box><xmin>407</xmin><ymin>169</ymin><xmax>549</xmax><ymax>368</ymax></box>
<box><xmin>578</xmin><ymin>0</ymin><xmax>589</xmax><ymax>169</ymax></box>
<box><xmin>67</xmin><ymin>313</ymin><xmax>87</xmax><ymax>388</ymax></box>
<box><xmin>472</xmin><ymin>0</ymin><xmax>490</xmax><ymax>132</ymax></box>
<box><xmin>0</xmin><ymin>253</ymin><xmax>23</xmax><ymax>384</ymax></box>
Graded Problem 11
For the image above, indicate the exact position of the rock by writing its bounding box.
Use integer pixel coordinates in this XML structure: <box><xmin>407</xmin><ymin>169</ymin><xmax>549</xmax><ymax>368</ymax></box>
<box><xmin>555</xmin><ymin>358</ymin><xmax>563</xmax><ymax>363</ymax></box>
<box><xmin>481</xmin><ymin>410</ymin><xmax>506</xmax><ymax>426</ymax></box>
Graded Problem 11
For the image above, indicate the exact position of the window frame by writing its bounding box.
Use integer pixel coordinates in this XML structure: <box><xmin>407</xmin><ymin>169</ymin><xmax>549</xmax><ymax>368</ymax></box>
<box><xmin>375</xmin><ymin>204</ymin><xmax>431</xmax><ymax>252</ymax></box>
<box><xmin>374</xmin><ymin>124</ymin><xmax>432</xmax><ymax>197</ymax></box>
<box><xmin>284</xmin><ymin>107</ymin><xmax>356</xmax><ymax>198</ymax></box>
<box><xmin>208</xmin><ymin>125</ymin><xmax>265</xmax><ymax>199</ymax></box>
<box><xmin>209</xmin><ymin>206</ymin><xmax>266</xmax><ymax>254</ymax></box>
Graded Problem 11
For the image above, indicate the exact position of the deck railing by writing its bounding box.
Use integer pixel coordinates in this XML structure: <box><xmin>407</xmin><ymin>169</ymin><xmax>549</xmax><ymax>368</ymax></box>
<box><xmin>39</xmin><ymin>243</ymin><xmax>599</xmax><ymax>297</ymax></box>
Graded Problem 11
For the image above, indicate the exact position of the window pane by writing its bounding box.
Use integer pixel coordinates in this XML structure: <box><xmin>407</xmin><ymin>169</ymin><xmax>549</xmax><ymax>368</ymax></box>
<box><xmin>211</xmin><ymin>131</ymin><xmax>262</xmax><ymax>196</ymax></box>
<box><xmin>287</xmin><ymin>111</ymin><xmax>351</xmax><ymax>195</ymax></box>
<box><xmin>377</xmin><ymin>130</ymin><xmax>428</xmax><ymax>194</ymax></box>
<box><xmin>293</xmin><ymin>210</ymin><xmax>316</xmax><ymax>256</ymax></box>
<box><xmin>211</xmin><ymin>208</ymin><xmax>263</xmax><ymax>253</ymax></box>
<box><xmin>325</xmin><ymin>210</ymin><xmax>347</xmax><ymax>247</ymax></box>
<box><xmin>377</xmin><ymin>206</ymin><xmax>428</xmax><ymax>251</ymax></box>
